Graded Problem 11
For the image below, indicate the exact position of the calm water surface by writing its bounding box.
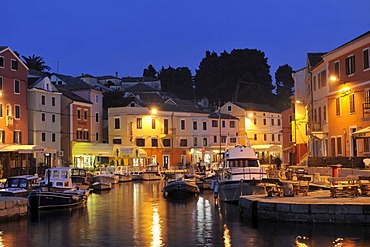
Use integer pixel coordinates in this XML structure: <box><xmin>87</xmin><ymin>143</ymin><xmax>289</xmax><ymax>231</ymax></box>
<box><xmin>1</xmin><ymin>180</ymin><xmax>370</xmax><ymax>246</ymax></box>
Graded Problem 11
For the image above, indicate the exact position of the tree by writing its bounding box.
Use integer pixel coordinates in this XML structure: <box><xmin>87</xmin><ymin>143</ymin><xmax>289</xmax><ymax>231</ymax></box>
<box><xmin>274</xmin><ymin>64</ymin><xmax>294</xmax><ymax>111</ymax></box>
<box><xmin>158</xmin><ymin>66</ymin><xmax>194</xmax><ymax>100</ymax></box>
<box><xmin>194</xmin><ymin>49</ymin><xmax>274</xmax><ymax>105</ymax></box>
<box><xmin>21</xmin><ymin>55</ymin><xmax>51</xmax><ymax>72</ymax></box>
<box><xmin>143</xmin><ymin>64</ymin><xmax>158</xmax><ymax>78</ymax></box>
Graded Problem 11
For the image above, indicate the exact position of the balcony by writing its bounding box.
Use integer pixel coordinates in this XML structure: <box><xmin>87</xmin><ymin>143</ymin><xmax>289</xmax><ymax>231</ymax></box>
<box><xmin>307</xmin><ymin>121</ymin><xmax>322</xmax><ymax>132</ymax></box>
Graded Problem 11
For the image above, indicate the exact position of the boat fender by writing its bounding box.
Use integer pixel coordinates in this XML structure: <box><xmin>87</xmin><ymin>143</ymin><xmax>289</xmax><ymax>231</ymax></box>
<box><xmin>210</xmin><ymin>179</ymin><xmax>215</xmax><ymax>190</ymax></box>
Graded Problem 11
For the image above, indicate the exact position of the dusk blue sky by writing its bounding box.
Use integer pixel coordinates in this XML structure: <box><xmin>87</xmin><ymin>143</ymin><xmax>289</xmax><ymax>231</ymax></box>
<box><xmin>2</xmin><ymin>0</ymin><xmax>369</xmax><ymax>81</ymax></box>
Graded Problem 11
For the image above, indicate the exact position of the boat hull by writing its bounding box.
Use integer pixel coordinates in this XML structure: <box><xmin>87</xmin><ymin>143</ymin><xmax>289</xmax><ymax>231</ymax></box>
<box><xmin>92</xmin><ymin>182</ymin><xmax>112</xmax><ymax>191</ymax></box>
<box><xmin>217</xmin><ymin>180</ymin><xmax>265</xmax><ymax>203</ymax></box>
<box><xmin>28</xmin><ymin>190</ymin><xmax>87</xmax><ymax>211</ymax></box>
<box><xmin>162</xmin><ymin>181</ymin><xmax>200</xmax><ymax>198</ymax></box>
<box><xmin>142</xmin><ymin>172</ymin><xmax>162</xmax><ymax>181</ymax></box>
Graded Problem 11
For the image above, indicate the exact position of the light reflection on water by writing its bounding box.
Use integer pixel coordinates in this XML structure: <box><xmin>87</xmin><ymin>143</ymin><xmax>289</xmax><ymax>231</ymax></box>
<box><xmin>0</xmin><ymin>180</ymin><xmax>369</xmax><ymax>246</ymax></box>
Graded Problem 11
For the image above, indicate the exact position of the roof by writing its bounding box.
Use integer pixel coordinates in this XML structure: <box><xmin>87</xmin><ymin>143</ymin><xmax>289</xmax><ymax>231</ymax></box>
<box><xmin>77</xmin><ymin>73</ymin><xmax>96</xmax><ymax>78</ymax></box>
<box><xmin>324</xmin><ymin>30</ymin><xmax>370</xmax><ymax>57</ymax></box>
<box><xmin>232</xmin><ymin>102</ymin><xmax>280</xmax><ymax>113</ymax></box>
<box><xmin>307</xmin><ymin>53</ymin><xmax>326</xmax><ymax>68</ymax></box>
<box><xmin>0</xmin><ymin>46</ymin><xmax>8</xmax><ymax>52</ymax></box>
<box><xmin>121</xmin><ymin>76</ymin><xmax>159</xmax><ymax>82</ymax></box>
<box><xmin>124</xmin><ymin>83</ymin><xmax>159</xmax><ymax>92</ymax></box>
<box><xmin>97</xmin><ymin>75</ymin><xmax>119</xmax><ymax>80</ymax></box>
<box><xmin>208</xmin><ymin>112</ymin><xmax>238</xmax><ymax>119</ymax></box>
<box><xmin>58</xmin><ymin>87</ymin><xmax>92</xmax><ymax>104</ymax></box>
<box><xmin>53</xmin><ymin>73</ymin><xmax>93</xmax><ymax>90</ymax></box>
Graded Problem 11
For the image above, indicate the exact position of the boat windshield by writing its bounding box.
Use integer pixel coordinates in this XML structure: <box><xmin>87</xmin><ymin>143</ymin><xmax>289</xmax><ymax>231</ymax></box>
<box><xmin>228</xmin><ymin>159</ymin><xmax>259</xmax><ymax>167</ymax></box>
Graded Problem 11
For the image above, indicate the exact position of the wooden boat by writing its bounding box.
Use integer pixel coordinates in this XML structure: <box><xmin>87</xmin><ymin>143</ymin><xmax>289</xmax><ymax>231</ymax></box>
<box><xmin>91</xmin><ymin>181</ymin><xmax>112</xmax><ymax>191</ymax></box>
<box><xmin>29</xmin><ymin>167</ymin><xmax>89</xmax><ymax>212</ymax></box>
<box><xmin>115</xmin><ymin>166</ymin><xmax>132</xmax><ymax>182</ymax></box>
<box><xmin>162</xmin><ymin>173</ymin><xmax>200</xmax><ymax>198</ymax></box>
<box><xmin>214</xmin><ymin>136</ymin><xmax>267</xmax><ymax>203</ymax></box>
<box><xmin>71</xmin><ymin>168</ymin><xmax>91</xmax><ymax>190</ymax></box>
<box><xmin>142</xmin><ymin>164</ymin><xmax>162</xmax><ymax>181</ymax></box>
<box><xmin>0</xmin><ymin>175</ymin><xmax>39</xmax><ymax>197</ymax></box>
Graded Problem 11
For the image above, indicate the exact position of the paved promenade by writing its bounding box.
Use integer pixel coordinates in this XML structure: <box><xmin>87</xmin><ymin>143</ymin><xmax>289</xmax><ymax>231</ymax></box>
<box><xmin>239</xmin><ymin>190</ymin><xmax>370</xmax><ymax>224</ymax></box>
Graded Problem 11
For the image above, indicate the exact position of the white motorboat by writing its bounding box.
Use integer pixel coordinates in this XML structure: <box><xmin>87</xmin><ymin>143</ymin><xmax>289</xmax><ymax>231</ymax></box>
<box><xmin>71</xmin><ymin>168</ymin><xmax>91</xmax><ymax>190</ymax></box>
<box><xmin>115</xmin><ymin>166</ymin><xmax>132</xmax><ymax>182</ymax></box>
<box><xmin>0</xmin><ymin>175</ymin><xmax>39</xmax><ymax>197</ymax></box>
<box><xmin>91</xmin><ymin>181</ymin><xmax>112</xmax><ymax>191</ymax></box>
<box><xmin>142</xmin><ymin>164</ymin><xmax>162</xmax><ymax>181</ymax></box>
<box><xmin>214</xmin><ymin>136</ymin><xmax>266</xmax><ymax>203</ymax></box>
<box><xmin>92</xmin><ymin>167</ymin><xmax>119</xmax><ymax>184</ymax></box>
<box><xmin>130</xmin><ymin>171</ymin><xmax>143</xmax><ymax>181</ymax></box>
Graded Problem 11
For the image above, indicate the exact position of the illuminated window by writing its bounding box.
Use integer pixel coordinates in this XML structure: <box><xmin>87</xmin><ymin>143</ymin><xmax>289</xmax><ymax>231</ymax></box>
<box><xmin>345</xmin><ymin>55</ymin><xmax>355</xmax><ymax>75</ymax></box>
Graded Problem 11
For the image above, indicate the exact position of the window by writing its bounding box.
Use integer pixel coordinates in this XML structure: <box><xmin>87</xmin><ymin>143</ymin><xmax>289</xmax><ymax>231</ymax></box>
<box><xmin>365</xmin><ymin>138</ymin><xmax>370</xmax><ymax>153</ymax></box>
<box><xmin>180</xmin><ymin>139</ymin><xmax>187</xmax><ymax>147</ymax></box>
<box><xmin>13</xmin><ymin>131</ymin><xmax>22</xmax><ymax>144</ymax></box>
<box><xmin>0</xmin><ymin>77</ymin><xmax>2</xmax><ymax>90</ymax></box>
<box><xmin>345</xmin><ymin>55</ymin><xmax>355</xmax><ymax>75</ymax></box>
<box><xmin>320</xmin><ymin>70</ymin><xmax>326</xmax><ymax>87</ymax></box>
<box><xmin>95</xmin><ymin>94</ymin><xmax>99</xmax><ymax>104</ymax></box>
<box><xmin>203</xmin><ymin>138</ymin><xmax>208</xmax><ymax>146</ymax></box>
<box><xmin>263</xmin><ymin>119</ymin><xmax>266</xmax><ymax>125</ymax></box>
<box><xmin>212</xmin><ymin>120</ymin><xmax>218</xmax><ymax>127</ymax></box>
<box><xmin>271</xmin><ymin>119</ymin><xmax>274</xmax><ymax>126</ymax></box>
<box><xmin>222</xmin><ymin>120</ymin><xmax>225</xmax><ymax>128</ymax></box>
<box><xmin>52</xmin><ymin>133</ymin><xmax>56</xmax><ymax>142</ymax></box>
<box><xmin>77</xmin><ymin>130</ymin><xmax>82</xmax><ymax>140</ymax></box>
<box><xmin>221</xmin><ymin>136</ymin><xmax>227</xmax><ymax>143</ymax></box>
<box><xmin>114</xmin><ymin>118</ymin><xmax>120</xmax><ymax>129</ymax></box>
<box><xmin>136</xmin><ymin>138</ymin><xmax>145</xmax><ymax>147</ymax></box>
<box><xmin>77</xmin><ymin>109</ymin><xmax>81</xmax><ymax>119</ymax></box>
<box><xmin>181</xmin><ymin>120</ymin><xmax>185</xmax><ymax>130</ymax></box>
<box><xmin>95</xmin><ymin>133</ymin><xmax>99</xmax><ymax>141</ymax></box>
<box><xmin>84</xmin><ymin>109</ymin><xmax>88</xmax><ymax>120</ymax></box>
<box><xmin>278</xmin><ymin>134</ymin><xmax>281</xmax><ymax>142</ymax></box>
<box><xmin>227</xmin><ymin>105</ymin><xmax>232</xmax><ymax>111</ymax></box>
<box><xmin>152</xmin><ymin>118</ymin><xmax>156</xmax><ymax>129</ymax></box>
<box><xmin>52</xmin><ymin>97</ymin><xmax>55</xmax><ymax>106</ymax></box>
<box><xmin>272</xmin><ymin>134</ymin><xmax>275</xmax><ymax>142</ymax></box>
<box><xmin>213</xmin><ymin>136</ymin><xmax>217</xmax><ymax>143</ymax></box>
<box><xmin>193</xmin><ymin>121</ymin><xmax>197</xmax><ymax>130</ymax></box>
<box><xmin>52</xmin><ymin>114</ymin><xmax>56</xmax><ymax>122</ymax></box>
<box><xmin>14</xmin><ymin>80</ymin><xmax>20</xmax><ymax>94</ymax></box>
<box><xmin>0</xmin><ymin>103</ymin><xmax>2</xmax><ymax>117</ymax></box>
<box><xmin>42</xmin><ymin>133</ymin><xmax>46</xmax><ymax>142</ymax></box>
<box><xmin>335</xmin><ymin>98</ymin><xmax>341</xmax><ymax>116</ymax></box>
<box><xmin>11</xmin><ymin>59</ymin><xmax>18</xmax><ymax>70</ymax></box>
<box><xmin>318</xmin><ymin>107</ymin><xmax>322</xmax><ymax>122</ymax></box>
<box><xmin>254</xmin><ymin>118</ymin><xmax>257</xmax><ymax>125</ymax></box>
<box><xmin>14</xmin><ymin>105</ymin><xmax>20</xmax><ymax>119</ymax></box>
<box><xmin>254</xmin><ymin>134</ymin><xmax>257</xmax><ymax>140</ymax></box>
<box><xmin>0</xmin><ymin>130</ymin><xmax>6</xmax><ymax>143</ymax></box>
<box><xmin>337</xmin><ymin>137</ymin><xmax>342</xmax><ymax>155</ymax></box>
<box><xmin>230</xmin><ymin>121</ymin><xmax>235</xmax><ymax>128</ymax></box>
<box><xmin>330</xmin><ymin>137</ymin><xmax>336</xmax><ymax>156</ymax></box>
<box><xmin>83</xmin><ymin>130</ymin><xmax>89</xmax><ymax>140</ymax></box>
<box><xmin>0</xmin><ymin>56</ymin><xmax>3</xmax><ymax>67</ymax></box>
<box><xmin>163</xmin><ymin>139</ymin><xmax>171</xmax><ymax>147</ymax></box>
<box><xmin>334</xmin><ymin>61</ymin><xmax>340</xmax><ymax>78</ymax></box>
<box><xmin>137</xmin><ymin>118</ymin><xmax>142</xmax><ymax>129</ymax></box>
<box><xmin>363</xmin><ymin>48</ymin><xmax>369</xmax><ymax>70</ymax></box>
<box><xmin>164</xmin><ymin>119</ymin><xmax>169</xmax><ymax>134</ymax></box>
<box><xmin>313</xmin><ymin>75</ymin><xmax>317</xmax><ymax>91</ymax></box>
<box><xmin>41</xmin><ymin>95</ymin><xmax>45</xmax><ymax>105</ymax></box>
<box><xmin>349</xmin><ymin>94</ymin><xmax>355</xmax><ymax>113</ymax></box>
<box><xmin>203</xmin><ymin>122</ymin><xmax>207</xmax><ymax>130</ymax></box>
<box><xmin>151</xmin><ymin>138</ymin><xmax>158</xmax><ymax>147</ymax></box>
<box><xmin>113</xmin><ymin>138</ymin><xmax>122</xmax><ymax>144</ymax></box>
<box><xmin>95</xmin><ymin>112</ymin><xmax>99</xmax><ymax>122</ymax></box>
<box><xmin>323</xmin><ymin>106</ymin><xmax>327</xmax><ymax>121</ymax></box>
<box><xmin>193</xmin><ymin>137</ymin><xmax>198</xmax><ymax>147</ymax></box>
<box><xmin>277</xmin><ymin>119</ymin><xmax>281</xmax><ymax>126</ymax></box>
<box><xmin>264</xmin><ymin>134</ymin><xmax>267</xmax><ymax>141</ymax></box>
<box><xmin>42</xmin><ymin>113</ymin><xmax>45</xmax><ymax>121</ymax></box>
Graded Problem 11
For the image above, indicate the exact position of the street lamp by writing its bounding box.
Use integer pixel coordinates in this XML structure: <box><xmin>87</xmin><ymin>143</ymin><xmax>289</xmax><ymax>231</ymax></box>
<box><xmin>330</xmin><ymin>75</ymin><xmax>347</xmax><ymax>84</ymax></box>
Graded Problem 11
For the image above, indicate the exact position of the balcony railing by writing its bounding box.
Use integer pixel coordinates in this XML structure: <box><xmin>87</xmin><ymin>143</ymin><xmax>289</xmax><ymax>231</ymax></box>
<box><xmin>307</xmin><ymin>121</ymin><xmax>322</xmax><ymax>132</ymax></box>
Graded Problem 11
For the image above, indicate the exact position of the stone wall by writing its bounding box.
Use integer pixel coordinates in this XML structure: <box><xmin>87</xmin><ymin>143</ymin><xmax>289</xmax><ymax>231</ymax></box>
<box><xmin>0</xmin><ymin>197</ymin><xmax>28</xmax><ymax>221</ymax></box>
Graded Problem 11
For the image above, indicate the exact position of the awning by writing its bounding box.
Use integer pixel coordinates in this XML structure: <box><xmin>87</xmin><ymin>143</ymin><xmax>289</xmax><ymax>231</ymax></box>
<box><xmin>0</xmin><ymin>145</ymin><xmax>45</xmax><ymax>153</ymax></box>
<box><xmin>73</xmin><ymin>143</ymin><xmax>116</xmax><ymax>157</ymax></box>
<box><xmin>310</xmin><ymin>132</ymin><xmax>327</xmax><ymax>139</ymax></box>
<box><xmin>113</xmin><ymin>145</ymin><xmax>147</xmax><ymax>158</ymax></box>
<box><xmin>353</xmin><ymin>127</ymin><xmax>370</xmax><ymax>139</ymax></box>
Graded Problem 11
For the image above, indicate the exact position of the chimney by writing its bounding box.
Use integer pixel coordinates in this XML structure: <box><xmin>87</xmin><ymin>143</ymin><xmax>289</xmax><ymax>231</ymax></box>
<box><xmin>115</xmin><ymin>71</ymin><xmax>118</xmax><ymax>78</ymax></box>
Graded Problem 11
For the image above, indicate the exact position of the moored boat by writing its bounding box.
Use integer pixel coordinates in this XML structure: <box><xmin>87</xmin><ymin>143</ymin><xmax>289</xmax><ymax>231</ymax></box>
<box><xmin>91</xmin><ymin>167</ymin><xmax>119</xmax><ymax>184</ymax></box>
<box><xmin>162</xmin><ymin>173</ymin><xmax>200</xmax><ymax>198</ymax></box>
<box><xmin>130</xmin><ymin>171</ymin><xmax>143</xmax><ymax>181</ymax></box>
<box><xmin>115</xmin><ymin>166</ymin><xmax>132</xmax><ymax>182</ymax></box>
<box><xmin>28</xmin><ymin>167</ymin><xmax>89</xmax><ymax>212</ymax></box>
<box><xmin>214</xmin><ymin>136</ymin><xmax>267</xmax><ymax>203</ymax></box>
<box><xmin>91</xmin><ymin>181</ymin><xmax>112</xmax><ymax>191</ymax></box>
<box><xmin>142</xmin><ymin>164</ymin><xmax>162</xmax><ymax>181</ymax></box>
<box><xmin>0</xmin><ymin>175</ymin><xmax>39</xmax><ymax>197</ymax></box>
<box><xmin>71</xmin><ymin>168</ymin><xmax>91</xmax><ymax>190</ymax></box>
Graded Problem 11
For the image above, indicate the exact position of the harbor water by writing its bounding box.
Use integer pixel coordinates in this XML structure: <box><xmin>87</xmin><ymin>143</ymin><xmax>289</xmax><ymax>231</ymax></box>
<box><xmin>0</xmin><ymin>180</ymin><xmax>370</xmax><ymax>246</ymax></box>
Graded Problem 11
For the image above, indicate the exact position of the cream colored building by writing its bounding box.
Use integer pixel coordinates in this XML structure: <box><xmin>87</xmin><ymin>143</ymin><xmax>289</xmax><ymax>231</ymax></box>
<box><xmin>220</xmin><ymin>102</ymin><xmax>282</xmax><ymax>164</ymax></box>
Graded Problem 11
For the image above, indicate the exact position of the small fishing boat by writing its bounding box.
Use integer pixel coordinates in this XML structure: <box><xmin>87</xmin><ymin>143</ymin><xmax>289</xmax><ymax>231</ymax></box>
<box><xmin>0</xmin><ymin>175</ymin><xmax>39</xmax><ymax>197</ymax></box>
<box><xmin>91</xmin><ymin>181</ymin><xmax>112</xmax><ymax>191</ymax></box>
<box><xmin>130</xmin><ymin>171</ymin><xmax>143</xmax><ymax>181</ymax></box>
<box><xmin>162</xmin><ymin>173</ymin><xmax>200</xmax><ymax>198</ymax></box>
<box><xmin>28</xmin><ymin>167</ymin><xmax>89</xmax><ymax>212</ymax></box>
<box><xmin>91</xmin><ymin>167</ymin><xmax>119</xmax><ymax>184</ymax></box>
<box><xmin>71</xmin><ymin>168</ymin><xmax>91</xmax><ymax>190</ymax></box>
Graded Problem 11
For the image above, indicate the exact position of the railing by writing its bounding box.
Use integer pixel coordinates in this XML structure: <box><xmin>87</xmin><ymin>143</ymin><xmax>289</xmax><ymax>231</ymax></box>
<box><xmin>307</xmin><ymin>121</ymin><xmax>322</xmax><ymax>132</ymax></box>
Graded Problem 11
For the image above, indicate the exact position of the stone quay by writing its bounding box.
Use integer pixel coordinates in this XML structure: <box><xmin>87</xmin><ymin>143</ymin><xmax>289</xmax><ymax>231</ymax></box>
<box><xmin>0</xmin><ymin>197</ymin><xmax>28</xmax><ymax>221</ymax></box>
